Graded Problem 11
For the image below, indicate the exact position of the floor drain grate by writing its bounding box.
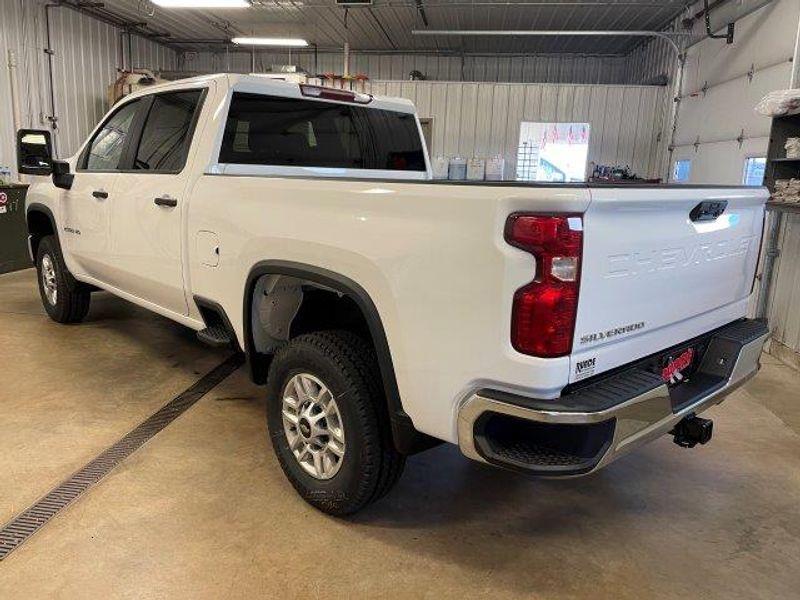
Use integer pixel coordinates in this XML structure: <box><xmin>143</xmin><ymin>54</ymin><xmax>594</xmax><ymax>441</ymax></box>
<box><xmin>0</xmin><ymin>353</ymin><xmax>243</xmax><ymax>561</ymax></box>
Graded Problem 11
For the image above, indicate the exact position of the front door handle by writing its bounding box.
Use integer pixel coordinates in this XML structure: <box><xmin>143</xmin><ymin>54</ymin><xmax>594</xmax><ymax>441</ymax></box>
<box><xmin>154</xmin><ymin>196</ymin><xmax>178</xmax><ymax>208</ymax></box>
<box><xmin>92</xmin><ymin>190</ymin><xmax>108</xmax><ymax>199</ymax></box>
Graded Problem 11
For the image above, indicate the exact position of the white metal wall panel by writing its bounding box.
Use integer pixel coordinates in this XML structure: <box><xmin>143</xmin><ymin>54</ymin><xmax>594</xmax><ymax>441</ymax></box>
<box><xmin>670</xmin><ymin>0</ymin><xmax>798</xmax><ymax>185</ymax></box>
<box><xmin>768</xmin><ymin>214</ymin><xmax>800</xmax><ymax>359</ymax></box>
<box><xmin>626</xmin><ymin>36</ymin><xmax>679</xmax><ymax>86</ymax></box>
<box><xmin>368</xmin><ymin>81</ymin><xmax>666</xmax><ymax>180</ymax></box>
<box><xmin>658</xmin><ymin>0</ymin><xmax>800</xmax><ymax>363</ymax></box>
<box><xmin>0</xmin><ymin>0</ymin><xmax>49</xmax><ymax>176</ymax></box>
<box><xmin>49</xmin><ymin>9</ymin><xmax>177</xmax><ymax>156</ymax></box>
<box><xmin>0</xmin><ymin>0</ymin><xmax>176</xmax><ymax>175</ymax></box>
<box><xmin>674</xmin><ymin>63</ymin><xmax>790</xmax><ymax>152</ymax></box>
<box><xmin>179</xmin><ymin>50</ymin><xmax>629</xmax><ymax>85</ymax></box>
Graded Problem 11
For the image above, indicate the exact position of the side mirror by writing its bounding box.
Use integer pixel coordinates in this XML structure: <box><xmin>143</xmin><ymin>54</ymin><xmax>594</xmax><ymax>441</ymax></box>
<box><xmin>52</xmin><ymin>160</ymin><xmax>74</xmax><ymax>190</ymax></box>
<box><xmin>17</xmin><ymin>129</ymin><xmax>54</xmax><ymax>176</ymax></box>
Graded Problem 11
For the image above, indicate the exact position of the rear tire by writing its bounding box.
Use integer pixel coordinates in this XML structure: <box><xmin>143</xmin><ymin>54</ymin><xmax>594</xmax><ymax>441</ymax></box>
<box><xmin>35</xmin><ymin>235</ymin><xmax>91</xmax><ymax>324</ymax></box>
<box><xmin>266</xmin><ymin>330</ymin><xmax>405</xmax><ymax>516</ymax></box>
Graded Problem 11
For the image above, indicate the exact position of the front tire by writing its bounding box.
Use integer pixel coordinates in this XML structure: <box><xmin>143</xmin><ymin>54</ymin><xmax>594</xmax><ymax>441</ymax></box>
<box><xmin>266</xmin><ymin>331</ymin><xmax>405</xmax><ymax>516</ymax></box>
<box><xmin>35</xmin><ymin>235</ymin><xmax>91</xmax><ymax>324</ymax></box>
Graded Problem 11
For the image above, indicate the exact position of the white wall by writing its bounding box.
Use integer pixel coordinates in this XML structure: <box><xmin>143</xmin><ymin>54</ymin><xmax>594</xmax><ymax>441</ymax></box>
<box><xmin>670</xmin><ymin>0</ymin><xmax>800</xmax><ymax>185</ymax></box>
<box><xmin>0</xmin><ymin>0</ymin><xmax>176</xmax><ymax>176</ymax></box>
<box><xmin>368</xmin><ymin>81</ymin><xmax>667</xmax><ymax>180</ymax></box>
<box><xmin>180</xmin><ymin>50</ymin><xmax>631</xmax><ymax>85</ymax></box>
<box><xmin>0</xmin><ymin>0</ymin><xmax>48</xmax><ymax>178</ymax></box>
<box><xmin>646</xmin><ymin>0</ymin><xmax>800</xmax><ymax>368</ymax></box>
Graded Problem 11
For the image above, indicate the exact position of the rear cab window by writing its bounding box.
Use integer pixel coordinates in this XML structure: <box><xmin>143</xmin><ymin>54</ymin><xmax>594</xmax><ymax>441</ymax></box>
<box><xmin>219</xmin><ymin>92</ymin><xmax>427</xmax><ymax>176</ymax></box>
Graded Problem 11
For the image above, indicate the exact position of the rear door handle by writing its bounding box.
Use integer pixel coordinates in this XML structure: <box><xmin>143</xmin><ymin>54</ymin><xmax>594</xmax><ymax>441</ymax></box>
<box><xmin>92</xmin><ymin>190</ymin><xmax>108</xmax><ymax>199</ymax></box>
<box><xmin>154</xmin><ymin>196</ymin><xmax>178</xmax><ymax>208</ymax></box>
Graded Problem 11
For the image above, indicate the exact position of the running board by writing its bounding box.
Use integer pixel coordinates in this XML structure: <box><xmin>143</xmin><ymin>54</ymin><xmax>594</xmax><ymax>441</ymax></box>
<box><xmin>197</xmin><ymin>324</ymin><xmax>233</xmax><ymax>348</ymax></box>
<box><xmin>193</xmin><ymin>296</ymin><xmax>239</xmax><ymax>351</ymax></box>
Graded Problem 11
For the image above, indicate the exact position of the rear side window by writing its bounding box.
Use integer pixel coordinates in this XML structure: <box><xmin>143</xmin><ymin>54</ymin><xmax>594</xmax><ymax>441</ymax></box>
<box><xmin>219</xmin><ymin>92</ymin><xmax>426</xmax><ymax>171</ymax></box>
<box><xmin>134</xmin><ymin>90</ymin><xmax>203</xmax><ymax>172</ymax></box>
<box><xmin>85</xmin><ymin>100</ymin><xmax>141</xmax><ymax>171</ymax></box>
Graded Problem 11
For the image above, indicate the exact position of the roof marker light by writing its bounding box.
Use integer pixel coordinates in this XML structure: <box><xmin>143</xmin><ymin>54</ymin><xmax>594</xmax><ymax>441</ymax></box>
<box><xmin>299</xmin><ymin>85</ymin><xmax>373</xmax><ymax>104</ymax></box>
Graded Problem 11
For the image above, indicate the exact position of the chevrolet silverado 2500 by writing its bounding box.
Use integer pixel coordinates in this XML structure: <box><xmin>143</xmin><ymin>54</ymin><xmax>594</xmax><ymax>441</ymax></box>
<box><xmin>17</xmin><ymin>74</ymin><xmax>770</xmax><ymax>515</ymax></box>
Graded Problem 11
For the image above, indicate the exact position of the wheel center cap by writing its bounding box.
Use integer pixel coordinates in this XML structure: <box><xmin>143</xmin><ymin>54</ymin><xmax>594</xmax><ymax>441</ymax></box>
<box><xmin>298</xmin><ymin>418</ymin><xmax>312</xmax><ymax>439</ymax></box>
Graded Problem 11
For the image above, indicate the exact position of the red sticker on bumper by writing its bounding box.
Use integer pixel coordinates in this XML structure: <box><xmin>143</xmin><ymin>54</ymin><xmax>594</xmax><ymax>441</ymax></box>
<box><xmin>662</xmin><ymin>348</ymin><xmax>695</xmax><ymax>384</ymax></box>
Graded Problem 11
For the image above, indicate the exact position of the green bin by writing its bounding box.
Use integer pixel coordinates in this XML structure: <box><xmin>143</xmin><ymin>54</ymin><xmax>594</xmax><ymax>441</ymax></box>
<box><xmin>0</xmin><ymin>184</ymin><xmax>31</xmax><ymax>274</ymax></box>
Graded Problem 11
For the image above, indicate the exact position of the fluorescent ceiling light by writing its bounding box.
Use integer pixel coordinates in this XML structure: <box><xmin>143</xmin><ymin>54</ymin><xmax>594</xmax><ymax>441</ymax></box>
<box><xmin>232</xmin><ymin>37</ymin><xmax>309</xmax><ymax>47</ymax></box>
<box><xmin>152</xmin><ymin>1</ymin><xmax>250</xmax><ymax>8</ymax></box>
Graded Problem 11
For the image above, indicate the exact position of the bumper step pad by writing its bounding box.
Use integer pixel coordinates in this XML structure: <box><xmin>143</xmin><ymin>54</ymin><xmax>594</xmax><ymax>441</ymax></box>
<box><xmin>491</xmin><ymin>440</ymin><xmax>588</xmax><ymax>468</ymax></box>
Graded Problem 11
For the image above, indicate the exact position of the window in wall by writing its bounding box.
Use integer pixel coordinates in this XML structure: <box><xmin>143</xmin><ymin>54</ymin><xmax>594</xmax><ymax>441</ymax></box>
<box><xmin>84</xmin><ymin>99</ymin><xmax>141</xmax><ymax>171</ymax></box>
<box><xmin>134</xmin><ymin>90</ymin><xmax>203</xmax><ymax>172</ymax></box>
<box><xmin>672</xmin><ymin>159</ymin><xmax>692</xmax><ymax>182</ymax></box>
<box><xmin>743</xmin><ymin>157</ymin><xmax>767</xmax><ymax>186</ymax></box>
<box><xmin>516</xmin><ymin>122</ymin><xmax>590</xmax><ymax>182</ymax></box>
<box><xmin>219</xmin><ymin>92</ymin><xmax>426</xmax><ymax>171</ymax></box>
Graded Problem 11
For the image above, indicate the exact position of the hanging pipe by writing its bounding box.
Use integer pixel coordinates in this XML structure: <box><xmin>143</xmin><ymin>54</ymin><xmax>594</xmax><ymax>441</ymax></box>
<box><xmin>7</xmin><ymin>49</ymin><xmax>23</xmax><ymax>181</ymax></box>
<box><xmin>43</xmin><ymin>3</ymin><xmax>61</xmax><ymax>155</ymax></box>
<box><xmin>410</xmin><ymin>30</ymin><xmax>689</xmax><ymax>55</ymax></box>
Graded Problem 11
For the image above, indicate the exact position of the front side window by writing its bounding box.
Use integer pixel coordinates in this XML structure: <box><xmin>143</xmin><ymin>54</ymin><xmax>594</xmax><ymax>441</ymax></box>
<box><xmin>85</xmin><ymin>100</ymin><xmax>141</xmax><ymax>171</ymax></box>
<box><xmin>219</xmin><ymin>93</ymin><xmax>426</xmax><ymax>171</ymax></box>
<box><xmin>134</xmin><ymin>90</ymin><xmax>203</xmax><ymax>172</ymax></box>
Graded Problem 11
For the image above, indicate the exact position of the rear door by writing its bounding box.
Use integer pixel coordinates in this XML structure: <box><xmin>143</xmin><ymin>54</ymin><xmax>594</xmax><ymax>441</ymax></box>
<box><xmin>570</xmin><ymin>186</ymin><xmax>767</xmax><ymax>382</ymax></box>
<box><xmin>106</xmin><ymin>88</ymin><xmax>206</xmax><ymax>315</ymax></box>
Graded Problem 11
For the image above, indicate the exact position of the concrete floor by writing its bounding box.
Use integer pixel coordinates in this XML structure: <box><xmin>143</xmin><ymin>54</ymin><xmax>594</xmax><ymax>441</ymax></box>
<box><xmin>0</xmin><ymin>268</ymin><xmax>799</xmax><ymax>599</ymax></box>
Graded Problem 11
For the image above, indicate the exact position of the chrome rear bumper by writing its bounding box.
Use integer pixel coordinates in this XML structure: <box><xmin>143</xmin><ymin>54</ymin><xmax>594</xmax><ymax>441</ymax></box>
<box><xmin>458</xmin><ymin>319</ymin><xmax>769</xmax><ymax>476</ymax></box>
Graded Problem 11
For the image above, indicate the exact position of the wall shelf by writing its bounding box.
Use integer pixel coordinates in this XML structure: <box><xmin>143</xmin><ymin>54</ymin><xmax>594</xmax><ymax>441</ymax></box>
<box><xmin>765</xmin><ymin>114</ymin><xmax>800</xmax><ymax>193</ymax></box>
<box><xmin>767</xmin><ymin>201</ymin><xmax>800</xmax><ymax>214</ymax></box>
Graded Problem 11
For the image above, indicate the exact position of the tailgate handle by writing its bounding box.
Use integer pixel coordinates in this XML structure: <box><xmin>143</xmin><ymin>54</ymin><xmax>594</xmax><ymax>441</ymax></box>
<box><xmin>690</xmin><ymin>201</ymin><xmax>728</xmax><ymax>222</ymax></box>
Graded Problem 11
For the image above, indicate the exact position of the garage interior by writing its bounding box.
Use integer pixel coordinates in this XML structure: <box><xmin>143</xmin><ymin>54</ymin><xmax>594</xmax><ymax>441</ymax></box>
<box><xmin>1</xmin><ymin>0</ymin><xmax>800</xmax><ymax>598</ymax></box>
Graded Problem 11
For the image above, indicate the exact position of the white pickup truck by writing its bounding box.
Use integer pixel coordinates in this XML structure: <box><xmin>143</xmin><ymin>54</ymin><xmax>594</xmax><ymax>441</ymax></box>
<box><xmin>18</xmin><ymin>74</ymin><xmax>769</xmax><ymax>515</ymax></box>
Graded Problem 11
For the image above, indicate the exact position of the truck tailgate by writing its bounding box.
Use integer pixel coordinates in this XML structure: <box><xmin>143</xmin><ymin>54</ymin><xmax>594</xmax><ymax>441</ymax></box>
<box><xmin>570</xmin><ymin>186</ymin><xmax>767</xmax><ymax>383</ymax></box>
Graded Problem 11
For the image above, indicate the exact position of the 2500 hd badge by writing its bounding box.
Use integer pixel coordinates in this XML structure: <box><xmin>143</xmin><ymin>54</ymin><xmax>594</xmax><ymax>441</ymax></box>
<box><xmin>580</xmin><ymin>321</ymin><xmax>646</xmax><ymax>345</ymax></box>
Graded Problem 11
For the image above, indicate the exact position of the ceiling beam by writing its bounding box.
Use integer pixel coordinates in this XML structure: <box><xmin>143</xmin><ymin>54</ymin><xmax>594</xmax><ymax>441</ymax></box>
<box><xmin>56</xmin><ymin>0</ymin><xmax>183</xmax><ymax>51</ymax></box>
<box><xmin>413</xmin><ymin>29</ymin><xmax>690</xmax><ymax>54</ymax></box>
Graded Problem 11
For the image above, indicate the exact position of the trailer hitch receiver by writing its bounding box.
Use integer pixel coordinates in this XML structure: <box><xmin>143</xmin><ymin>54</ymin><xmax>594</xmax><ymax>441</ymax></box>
<box><xmin>671</xmin><ymin>415</ymin><xmax>713</xmax><ymax>448</ymax></box>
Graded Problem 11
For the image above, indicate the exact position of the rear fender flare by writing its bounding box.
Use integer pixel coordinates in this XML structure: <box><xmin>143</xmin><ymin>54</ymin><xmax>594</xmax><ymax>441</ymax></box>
<box><xmin>243</xmin><ymin>260</ymin><xmax>437</xmax><ymax>454</ymax></box>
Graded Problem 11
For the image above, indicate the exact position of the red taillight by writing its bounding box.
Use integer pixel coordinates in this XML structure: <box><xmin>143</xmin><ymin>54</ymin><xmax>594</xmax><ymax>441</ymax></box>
<box><xmin>299</xmin><ymin>84</ymin><xmax>373</xmax><ymax>104</ymax></box>
<box><xmin>505</xmin><ymin>214</ymin><xmax>583</xmax><ymax>358</ymax></box>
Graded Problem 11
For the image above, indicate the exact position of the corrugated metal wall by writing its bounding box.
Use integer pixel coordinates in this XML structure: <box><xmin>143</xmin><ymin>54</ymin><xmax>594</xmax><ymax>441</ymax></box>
<box><xmin>47</xmin><ymin>5</ymin><xmax>176</xmax><ymax>156</ymax></box>
<box><xmin>626</xmin><ymin>36</ymin><xmax>678</xmax><ymax>86</ymax></box>
<box><xmin>367</xmin><ymin>81</ymin><xmax>668</xmax><ymax>180</ymax></box>
<box><xmin>0</xmin><ymin>0</ymin><xmax>176</xmax><ymax>174</ymax></box>
<box><xmin>767</xmin><ymin>215</ymin><xmax>800</xmax><ymax>367</ymax></box>
<box><xmin>0</xmin><ymin>0</ymin><xmax>48</xmax><ymax>177</ymax></box>
<box><xmin>179</xmin><ymin>50</ymin><xmax>630</xmax><ymax>85</ymax></box>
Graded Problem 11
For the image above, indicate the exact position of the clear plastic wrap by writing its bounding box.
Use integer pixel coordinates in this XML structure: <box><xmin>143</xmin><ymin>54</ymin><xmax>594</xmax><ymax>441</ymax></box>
<box><xmin>755</xmin><ymin>89</ymin><xmax>800</xmax><ymax>118</ymax></box>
